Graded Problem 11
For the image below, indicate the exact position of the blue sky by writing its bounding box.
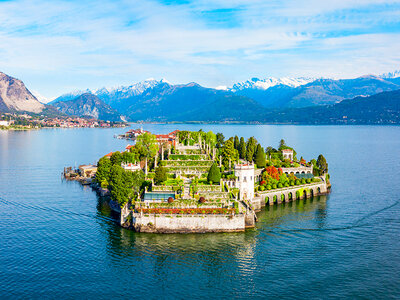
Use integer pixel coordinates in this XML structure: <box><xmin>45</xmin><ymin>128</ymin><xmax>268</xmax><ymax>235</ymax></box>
<box><xmin>1</xmin><ymin>0</ymin><xmax>400</xmax><ymax>99</ymax></box>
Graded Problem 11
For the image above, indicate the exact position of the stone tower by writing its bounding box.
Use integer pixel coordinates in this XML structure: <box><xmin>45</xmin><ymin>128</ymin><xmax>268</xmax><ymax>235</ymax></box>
<box><xmin>234</xmin><ymin>164</ymin><xmax>255</xmax><ymax>201</ymax></box>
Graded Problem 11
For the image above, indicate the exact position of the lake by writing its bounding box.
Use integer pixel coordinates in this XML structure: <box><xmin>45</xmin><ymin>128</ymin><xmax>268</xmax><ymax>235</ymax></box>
<box><xmin>1</xmin><ymin>124</ymin><xmax>400</xmax><ymax>299</ymax></box>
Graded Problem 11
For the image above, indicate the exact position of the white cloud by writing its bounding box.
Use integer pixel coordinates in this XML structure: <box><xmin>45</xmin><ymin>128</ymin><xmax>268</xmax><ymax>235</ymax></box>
<box><xmin>0</xmin><ymin>0</ymin><xmax>399</xmax><ymax>97</ymax></box>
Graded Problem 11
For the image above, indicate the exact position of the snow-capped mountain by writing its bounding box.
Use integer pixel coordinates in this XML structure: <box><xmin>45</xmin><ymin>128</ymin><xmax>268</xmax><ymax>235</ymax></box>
<box><xmin>229</xmin><ymin>77</ymin><xmax>315</xmax><ymax>92</ymax></box>
<box><xmin>93</xmin><ymin>78</ymin><xmax>169</xmax><ymax>104</ymax></box>
<box><xmin>52</xmin><ymin>79</ymin><xmax>169</xmax><ymax>105</ymax></box>
<box><xmin>50</xmin><ymin>89</ymin><xmax>92</xmax><ymax>104</ymax></box>
<box><xmin>380</xmin><ymin>70</ymin><xmax>400</xmax><ymax>79</ymax></box>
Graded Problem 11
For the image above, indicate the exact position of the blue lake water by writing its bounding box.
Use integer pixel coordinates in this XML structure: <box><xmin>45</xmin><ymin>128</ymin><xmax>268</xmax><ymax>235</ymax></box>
<box><xmin>1</xmin><ymin>124</ymin><xmax>400</xmax><ymax>299</ymax></box>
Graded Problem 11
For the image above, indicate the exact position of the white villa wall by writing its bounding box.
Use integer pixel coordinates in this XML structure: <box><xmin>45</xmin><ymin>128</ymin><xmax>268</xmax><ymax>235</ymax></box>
<box><xmin>235</xmin><ymin>164</ymin><xmax>255</xmax><ymax>200</ymax></box>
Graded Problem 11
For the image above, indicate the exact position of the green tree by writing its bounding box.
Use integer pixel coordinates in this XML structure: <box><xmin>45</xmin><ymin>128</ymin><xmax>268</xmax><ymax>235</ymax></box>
<box><xmin>109</xmin><ymin>165</ymin><xmax>131</xmax><ymax>207</ymax></box>
<box><xmin>254</xmin><ymin>144</ymin><xmax>266</xmax><ymax>168</ymax></box>
<box><xmin>122</xmin><ymin>151</ymin><xmax>137</xmax><ymax>164</ymax></box>
<box><xmin>135</xmin><ymin>133</ymin><xmax>159</xmax><ymax>161</ymax></box>
<box><xmin>279</xmin><ymin>139</ymin><xmax>286</xmax><ymax>150</ymax></box>
<box><xmin>234</xmin><ymin>135</ymin><xmax>239</xmax><ymax>150</ymax></box>
<box><xmin>266</xmin><ymin>146</ymin><xmax>277</xmax><ymax>156</ymax></box>
<box><xmin>216</xmin><ymin>133</ymin><xmax>225</xmax><ymax>148</ymax></box>
<box><xmin>154</xmin><ymin>165</ymin><xmax>167</xmax><ymax>185</ymax></box>
<box><xmin>238</xmin><ymin>137</ymin><xmax>246</xmax><ymax>159</ymax></box>
<box><xmin>95</xmin><ymin>156</ymin><xmax>112</xmax><ymax>185</ymax></box>
<box><xmin>205</xmin><ymin>131</ymin><xmax>216</xmax><ymax>147</ymax></box>
<box><xmin>110</xmin><ymin>151</ymin><xmax>122</xmax><ymax>166</ymax></box>
<box><xmin>317</xmin><ymin>154</ymin><xmax>328</xmax><ymax>174</ymax></box>
<box><xmin>246</xmin><ymin>137</ymin><xmax>257</xmax><ymax>162</ymax></box>
<box><xmin>109</xmin><ymin>165</ymin><xmax>144</xmax><ymax>208</ymax></box>
<box><xmin>221</xmin><ymin>139</ymin><xmax>239</xmax><ymax>168</ymax></box>
<box><xmin>207</xmin><ymin>163</ymin><xmax>221</xmax><ymax>184</ymax></box>
<box><xmin>310</xmin><ymin>158</ymin><xmax>319</xmax><ymax>175</ymax></box>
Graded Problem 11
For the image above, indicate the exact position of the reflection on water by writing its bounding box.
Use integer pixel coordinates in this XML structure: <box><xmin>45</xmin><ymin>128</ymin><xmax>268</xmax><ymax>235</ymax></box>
<box><xmin>98</xmin><ymin>195</ymin><xmax>329</xmax><ymax>263</ymax></box>
<box><xmin>257</xmin><ymin>196</ymin><xmax>328</xmax><ymax>231</ymax></box>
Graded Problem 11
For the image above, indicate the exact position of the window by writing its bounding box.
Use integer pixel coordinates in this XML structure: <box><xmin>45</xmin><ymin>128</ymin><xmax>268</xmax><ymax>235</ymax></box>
<box><xmin>243</xmin><ymin>176</ymin><xmax>247</xmax><ymax>182</ymax></box>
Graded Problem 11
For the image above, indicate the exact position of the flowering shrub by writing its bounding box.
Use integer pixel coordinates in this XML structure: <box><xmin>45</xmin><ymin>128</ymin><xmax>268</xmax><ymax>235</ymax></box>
<box><xmin>140</xmin><ymin>208</ymin><xmax>235</xmax><ymax>215</ymax></box>
<box><xmin>265</xmin><ymin>166</ymin><xmax>282</xmax><ymax>180</ymax></box>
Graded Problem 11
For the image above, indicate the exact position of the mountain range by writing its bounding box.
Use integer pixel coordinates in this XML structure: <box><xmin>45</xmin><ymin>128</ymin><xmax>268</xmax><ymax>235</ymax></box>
<box><xmin>50</xmin><ymin>74</ymin><xmax>400</xmax><ymax>123</ymax></box>
<box><xmin>259</xmin><ymin>89</ymin><xmax>400</xmax><ymax>124</ymax></box>
<box><xmin>52</xmin><ymin>93</ymin><xmax>124</xmax><ymax>122</ymax></box>
<box><xmin>1</xmin><ymin>70</ymin><xmax>400</xmax><ymax>124</ymax></box>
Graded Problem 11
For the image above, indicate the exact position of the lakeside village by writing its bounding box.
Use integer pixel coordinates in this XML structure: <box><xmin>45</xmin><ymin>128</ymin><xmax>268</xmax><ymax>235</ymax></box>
<box><xmin>66</xmin><ymin>129</ymin><xmax>331</xmax><ymax>233</ymax></box>
<box><xmin>0</xmin><ymin>113</ymin><xmax>126</xmax><ymax>130</ymax></box>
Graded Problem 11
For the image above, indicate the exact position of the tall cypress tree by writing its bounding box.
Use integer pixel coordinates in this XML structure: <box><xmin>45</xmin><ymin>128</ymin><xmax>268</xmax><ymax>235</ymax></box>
<box><xmin>246</xmin><ymin>137</ymin><xmax>257</xmax><ymax>162</ymax></box>
<box><xmin>254</xmin><ymin>144</ymin><xmax>266</xmax><ymax>168</ymax></box>
<box><xmin>239</xmin><ymin>137</ymin><xmax>246</xmax><ymax>159</ymax></box>
<box><xmin>234</xmin><ymin>135</ymin><xmax>239</xmax><ymax>150</ymax></box>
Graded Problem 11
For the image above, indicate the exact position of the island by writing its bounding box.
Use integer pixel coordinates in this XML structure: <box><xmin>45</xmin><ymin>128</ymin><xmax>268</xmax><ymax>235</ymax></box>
<box><xmin>65</xmin><ymin>129</ymin><xmax>331</xmax><ymax>233</ymax></box>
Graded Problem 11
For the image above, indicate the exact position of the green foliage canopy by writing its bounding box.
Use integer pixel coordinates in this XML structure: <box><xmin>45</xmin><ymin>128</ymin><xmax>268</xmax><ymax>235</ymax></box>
<box><xmin>317</xmin><ymin>154</ymin><xmax>328</xmax><ymax>174</ymax></box>
<box><xmin>109</xmin><ymin>165</ymin><xmax>144</xmax><ymax>207</ymax></box>
<box><xmin>95</xmin><ymin>156</ymin><xmax>112</xmax><ymax>185</ymax></box>
<box><xmin>207</xmin><ymin>163</ymin><xmax>221</xmax><ymax>184</ymax></box>
<box><xmin>221</xmin><ymin>139</ymin><xmax>239</xmax><ymax>168</ymax></box>
<box><xmin>246</xmin><ymin>137</ymin><xmax>257</xmax><ymax>162</ymax></box>
<box><xmin>254</xmin><ymin>144</ymin><xmax>266</xmax><ymax>168</ymax></box>
<box><xmin>216</xmin><ymin>133</ymin><xmax>225</xmax><ymax>148</ymax></box>
<box><xmin>135</xmin><ymin>133</ymin><xmax>159</xmax><ymax>161</ymax></box>
<box><xmin>238</xmin><ymin>137</ymin><xmax>246</xmax><ymax>159</ymax></box>
<box><xmin>154</xmin><ymin>165</ymin><xmax>168</xmax><ymax>185</ymax></box>
<box><xmin>110</xmin><ymin>151</ymin><xmax>122</xmax><ymax>166</ymax></box>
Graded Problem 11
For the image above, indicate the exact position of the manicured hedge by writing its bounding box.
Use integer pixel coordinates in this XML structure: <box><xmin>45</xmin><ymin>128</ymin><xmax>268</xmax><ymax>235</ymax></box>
<box><xmin>168</xmin><ymin>154</ymin><xmax>206</xmax><ymax>160</ymax></box>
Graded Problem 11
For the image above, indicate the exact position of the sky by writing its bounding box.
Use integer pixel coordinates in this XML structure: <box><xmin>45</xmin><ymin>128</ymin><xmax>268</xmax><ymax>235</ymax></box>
<box><xmin>1</xmin><ymin>0</ymin><xmax>400</xmax><ymax>100</ymax></box>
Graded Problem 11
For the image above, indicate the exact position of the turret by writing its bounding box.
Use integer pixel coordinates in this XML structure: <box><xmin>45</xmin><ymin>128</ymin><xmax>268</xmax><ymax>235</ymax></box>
<box><xmin>234</xmin><ymin>163</ymin><xmax>255</xmax><ymax>201</ymax></box>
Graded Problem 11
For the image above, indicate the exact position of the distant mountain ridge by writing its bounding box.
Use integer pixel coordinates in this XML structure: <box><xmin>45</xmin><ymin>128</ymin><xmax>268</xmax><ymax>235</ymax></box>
<box><xmin>51</xmin><ymin>79</ymin><xmax>168</xmax><ymax>105</ymax></box>
<box><xmin>259</xmin><ymin>89</ymin><xmax>400</xmax><ymax>124</ymax></box>
<box><xmin>52</xmin><ymin>93</ymin><xmax>124</xmax><ymax>122</ymax></box>
<box><xmin>230</xmin><ymin>75</ymin><xmax>400</xmax><ymax>108</ymax></box>
<box><xmin>380</xmin><ymin>70</ymin><xmax>400</xmax><ymax>79</ymax></box>
<box><xmin>121</xmin><ymin>82</ymin><xmax>264</xmax><ymax>122</ymax></box>
<box><xmin>228</xmin><ymin>77</ymin><xmax>315</xmax><ymax>92</ymax></box>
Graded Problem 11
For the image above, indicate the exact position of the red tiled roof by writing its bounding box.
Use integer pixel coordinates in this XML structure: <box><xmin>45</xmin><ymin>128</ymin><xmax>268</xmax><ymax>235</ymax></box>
<box><xmin>105</xmin><ymin>152</ymin><xmax>113</xmax><ymax>157</ymax></box>
<box><xmin>169</xmin><ymin>130</ymin><xmax>179</xmax><ymax>136</ymax></box>
<box><xmin>282</xmin><ymin>149</ymin><xmax>293</xmax><ymax>153</ymax></box>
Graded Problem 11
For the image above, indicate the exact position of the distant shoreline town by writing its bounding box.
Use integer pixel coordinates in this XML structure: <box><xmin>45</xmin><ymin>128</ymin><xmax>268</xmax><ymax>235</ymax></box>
<box><xmin>0</xmin><ymin>113</ymin><xmax>126</xmax><ymax>130</ymax></box>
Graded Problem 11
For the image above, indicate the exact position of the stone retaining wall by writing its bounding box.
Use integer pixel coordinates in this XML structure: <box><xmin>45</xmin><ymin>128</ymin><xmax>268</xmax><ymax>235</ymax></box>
<box><xmin>252</xmin><ymin>180</ymin><xmax>329</xmax><ymax>210</ymax></box>
<box><xmin>130</xmin><ymin>213</ymin><xmax>245</xmax><ymax>233</ymax></box>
